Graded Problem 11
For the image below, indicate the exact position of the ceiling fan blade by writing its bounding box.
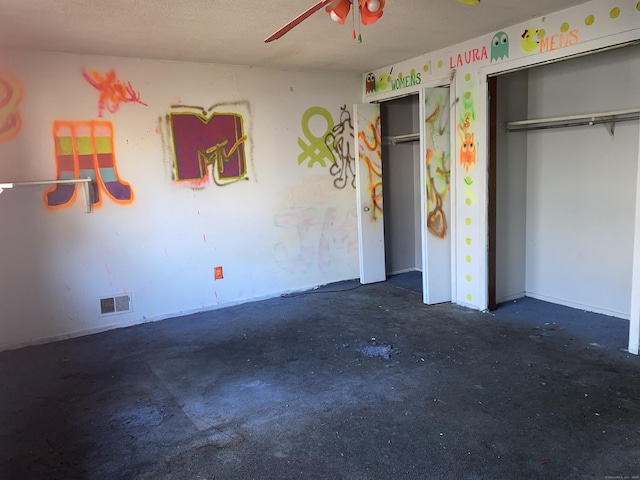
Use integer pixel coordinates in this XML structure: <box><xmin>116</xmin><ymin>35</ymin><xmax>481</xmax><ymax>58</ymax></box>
<box><xmin>265</xmin><ymin>0</ymin><xmax>337</xmax><ymax>43</ymax></box>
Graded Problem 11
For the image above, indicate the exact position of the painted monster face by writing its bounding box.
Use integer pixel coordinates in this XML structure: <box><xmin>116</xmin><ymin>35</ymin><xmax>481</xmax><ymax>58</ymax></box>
<box><xmin>365</xmin><ymin>72</ymin><xmax>376</xmax><ymax>94</ymax></box>
<box><xmin>491</xmin><ymin>31</ymin><xmax>509</xmax><ymax>62</ymax></box>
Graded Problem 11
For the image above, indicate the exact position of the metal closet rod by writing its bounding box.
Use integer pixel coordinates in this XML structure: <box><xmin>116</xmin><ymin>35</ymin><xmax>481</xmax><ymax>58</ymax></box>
<box><xmin>506</xmin><ymin>107</ymin><xmax>640</xmax><ymax>132</ymax></box>
<box><xmin>382</xmin><ymin>133</ymin><xmax>420</xmax><ymax>145</ymax></box>
<box><xmin>0</xmin><ymin>178</ymin><xmax>94</xmax><ymax>213</ymax></box>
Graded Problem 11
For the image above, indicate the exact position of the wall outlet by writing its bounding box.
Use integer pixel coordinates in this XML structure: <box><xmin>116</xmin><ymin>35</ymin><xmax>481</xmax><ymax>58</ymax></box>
<box><xmin>214</xmin><ymin>266</ymin><xmax>223</xmax><ymax>280</ymax></box>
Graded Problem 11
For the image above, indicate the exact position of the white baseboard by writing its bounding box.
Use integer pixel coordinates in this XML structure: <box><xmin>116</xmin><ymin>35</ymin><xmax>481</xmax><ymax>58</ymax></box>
<box><xmin>526</xmin><ymin>292</ymin><xmax>629</xmax><ymax>320</ymax></box>
<box><xmin>0</xmin><ymin>279</ymin><xmax>363</xmax><ymax>353</ymax></box>
<box><xmin>387</xmin><ymin>267</ymin><xmax>421</xmax><ymax>276</ymax></box>
<box><xmin>497</xmin><ymin>292</ymin><xmax>526</xmax><ymax>303</ymax></box>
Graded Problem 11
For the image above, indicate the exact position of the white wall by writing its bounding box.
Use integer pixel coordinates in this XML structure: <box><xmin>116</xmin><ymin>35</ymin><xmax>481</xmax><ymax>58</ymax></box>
<box><xmin>525</xmin><ymin>44</ymin><xmax>640</xmax><ymax>318</ymax></box>
<box><xmin>496</xmin><ymin>71</ymin><xmax>529</xmax><ymax>302</ymax></box>
<box><xmin>0</xmin><ymin>50</ymin><xmax>361</xmax><ymax>349</ymax></box>
<box><xmin>381</xmin><ymin>95</ymin><xmax>420</xmax><ymax>275</ymax></box>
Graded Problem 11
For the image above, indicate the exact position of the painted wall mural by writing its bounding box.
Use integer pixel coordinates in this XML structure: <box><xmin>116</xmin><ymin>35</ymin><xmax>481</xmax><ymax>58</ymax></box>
<box><xmin>357</xmin><ymin>112</ymin><xmax>382</xmax><ymax>222</ymax></box>
<box><xmin>490</xmin><ymin>31</ymin><xmax>509</xmax><ymax>62</ymax></box>
<box><xmin>82</xmin><ymin>69</ymin><xmax>147</xmax><ymax>117</ymax></box>
<box><xmin>46</xmin><ymin>120</ymin><xmax>134</xmax><ymax>209</ymax></box>
<box><xmin>458</xmin><ymin>85</ymin><xmax>476</xmax><ymax>173</ymax></box>
<box><xmin>326</xmin><ymin>105</ymin><xmax>355</xmax><ymax>189</ymax></box>
<box><xmin>167</xmin><ymin>104</ymin><xmax>249</xmax><ymax>186</ymax></box>
<box><xmin>364</xmin><ymin>0</ymin><xmax>638</xmax><ymax>98</ymax></box>
<box><xmin>459</xmin><ymin>73</ymin><xmax>477</xmax><ymax>304</ymax></box>
<box><xmin>424</xmin><ymin>91</ymin><xmax>451</xmax><ymax>239</ymax></box>
<box><xmin>0</xmin><ymin>69</ymin><xmax>23</xmax><ymax>144</ymax></box>
<box><xmin>298</xmin><ymin>105</ymin><xmax>355</xmax><ymax>189</ymax></box>
<box><xmin>298</xmin><ymin>106</ymin><xmax>335</xmax><ymax>168</ymax></box>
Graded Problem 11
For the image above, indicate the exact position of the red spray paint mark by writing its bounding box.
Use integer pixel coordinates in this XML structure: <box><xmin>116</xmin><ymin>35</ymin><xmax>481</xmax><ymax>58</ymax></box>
<box><xmin>82</xmin><ymin>69</ymin><xmax>147</xmax><ymax>117</ymax></box>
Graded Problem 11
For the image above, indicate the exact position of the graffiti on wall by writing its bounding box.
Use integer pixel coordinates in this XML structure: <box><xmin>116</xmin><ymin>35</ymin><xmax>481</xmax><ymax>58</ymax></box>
<box><xmin>298</xmin><ymin>105</ymin><xmax>355</xmax><ymax>189</ymax></box>
<box><xmin>459</xmin><ymin>73</ymin><xmax>477</xmax><ymax>304</ymax></box>
<box><xmin>46</xmin><ymin>120</ymin><xmax>134</xmax><ymax>209</ymax></box>
<box><xmin>298</xmin><ymin>107</ymin><xmax>335</xmax><ymax>168</ymax></box>
<box><xmin>424</xmin><ymin>93</ymin><xmax>451</xmax><ymax>239</ymax></box>
<box><xmin>274</xmin><ymin>177</ymin><xmax>357</xmax><ymax>274</ymax></box>
<box><xmin>167</xmin><ymin>104</ymin><xmax>249</xmax><ymax>186</ymax></box>
<box><xmin>458</xmin><ymin>82</ymin><xmax>476</xmax><ymax>173</ymax></box>
<box><xmin>0</xmin><ymin>69</ymin><xmax>24</xmax><ymax>144</ymax></box>
<box><xmin>325</xmin><ymin>105</ymin><xmax>355</xmax><ymax>189</ymax></box>
<box><xmin>357</xmin><ymin>113</ymin><xmax>382</xmax><ymax>221</ymax></box>
<box><xmin>491</xmin><ymin>31</ymin><xmax>510</xmax><ymax>62</ymax></box>
<box><xmin>82</xmin><ymin>69</ymin><xmax>147</xmax><ymax>117</ymax></box>
<box><xmin>274</xmin><ymin>207</ymin><xmax>357</xmax><ymax>273</ymax></box>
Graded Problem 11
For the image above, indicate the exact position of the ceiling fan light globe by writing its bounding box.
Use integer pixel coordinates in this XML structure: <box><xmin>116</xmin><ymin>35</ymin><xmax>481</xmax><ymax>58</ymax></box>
<box><xmin>359</xmin><ymin>0</ymin><xmax>384</xmax><ymax>25</ymax></box>
<box><xmin>325</xmin><ymin>0</ymin><xmax>351</xmax><ymax>24</ymax></box>
<box><xmin>367</xmin><ymin>0</ymin><xmax>380</xmax><ymax>12</ymax></box>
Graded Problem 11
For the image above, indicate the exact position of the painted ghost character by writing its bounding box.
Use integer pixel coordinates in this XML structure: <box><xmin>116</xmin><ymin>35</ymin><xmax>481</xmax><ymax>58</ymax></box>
<box><xmin>521</xmin><ymin>27</ymin><xmax>540</xmax><ymax>53</ymax></box>
<box><xmin>365</xmin><ymin>72</ymin><xmax>376</xmax><ymax>94</ymax></box>
<box><xmin>491</xmin><ymin>31</ymin><xmax>509</xmax><ymax>62</ymax></box>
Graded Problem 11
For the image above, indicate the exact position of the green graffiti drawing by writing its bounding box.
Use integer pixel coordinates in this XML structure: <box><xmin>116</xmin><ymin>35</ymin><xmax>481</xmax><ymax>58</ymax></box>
<box><xmin>298</xmin><ymin>107</ymin><xmax>335</xmax><ymax>168</ymax></box>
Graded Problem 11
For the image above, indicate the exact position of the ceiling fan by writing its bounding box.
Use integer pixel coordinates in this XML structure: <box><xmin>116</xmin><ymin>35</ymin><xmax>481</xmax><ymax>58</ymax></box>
<box><xmin>264</xmin><ymin>0</ymin><xmax>480</xmax><ymax>43</ymax></box>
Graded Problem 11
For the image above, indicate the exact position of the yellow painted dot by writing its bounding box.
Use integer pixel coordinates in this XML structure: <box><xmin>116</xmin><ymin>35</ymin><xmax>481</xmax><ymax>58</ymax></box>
<box><xmin>397</xmin><ymin>72</ymin><xmax>403</xmax><ymax>79</ymax></box>
<box><xmin>464</xmin><ymin>91</ymin><xmax>471</xmax><ymax>100</ymax></box>
<box><xmin>465</xmin><ymin>237</ymin><xmax>472</xmax><ymax>245</ymax></box>
<box><xmin>537</xmin><ymin>29</ymin><xmax>546</xmax><ymax>38</ymax></box>
<box><xmin>465</xmin><ymin>218</ymin><xmax>471</xmax><ymax>225</ymax></box>
<box><xmin>466</xmin><ymin>293</ymin><xmax>473</xmax><ymax>301</ymax></box>
<box><xmin>465</xmin><ymin>255</ymin><xmax>472</xmax><ymax>263</ymax></box>
<box><xmin>637</xmin><ymin>1</ymin><xmax>640</xmax><ymax>11</ymax></box>
<box><xmin>423</xmin><ymin>64</ymin><xmax>429</xmax><ymax>72</ymax></box>
<box><xmin>610</xmin><ymin>7</ymin><xmax>620</xmax><ymax>18</ymax></box>
<box><xmin>585</xmin><ymin>14</ymin><xmax>595</xmax><ymax>25</ymax></box>
<box><xmin>560</xmin><ymin>22</ymin><xmax>570</xmax><ymax>32</ymax></box>
<box><xmin>411</xmin><ymin>68</ymin><xmax>416</xmax><ymax>76</ymax></box>
<box><xmin>465</xmin><ymin>275</ymin><xmax>472</xmax><ymax>282</ymax></box>
<box><xmin>437</xmin><ymin>60</ymin><xmax>443</xmax><ymax>68</ymax></box>
<box><xmin>465</xmin><ymin>198</ymin><xmax>472</xmax><ymax>206</ymax></box>
<box><xmin>464</xmin><ymin>73</ymin><xmax>471</xmax><ymax>82</ymax></box>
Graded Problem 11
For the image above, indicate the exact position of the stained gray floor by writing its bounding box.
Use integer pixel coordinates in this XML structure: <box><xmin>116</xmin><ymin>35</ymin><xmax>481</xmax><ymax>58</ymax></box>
<box><xmin>1</xmin><ymin>276</ymin><xmax>639</xmax><ymax>479</ymax></box>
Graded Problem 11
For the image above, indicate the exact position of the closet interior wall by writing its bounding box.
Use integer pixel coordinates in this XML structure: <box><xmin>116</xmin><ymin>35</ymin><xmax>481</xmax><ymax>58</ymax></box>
<box><xmin>495</xmin><ymin>44</ymin><xmax>640</xmax><ymax>319</ymax></box>
<box><xmin>381</xmin><ymin>95</ymin><xmax>421</xmax><ymax>275</ymax></box>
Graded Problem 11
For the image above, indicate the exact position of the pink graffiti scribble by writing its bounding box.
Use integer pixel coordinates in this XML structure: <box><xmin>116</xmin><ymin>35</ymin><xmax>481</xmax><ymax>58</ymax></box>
<box><xmin>82</xmin><ymin>69</ymin><xmax>147</xmax><ymax>117</ymax></box>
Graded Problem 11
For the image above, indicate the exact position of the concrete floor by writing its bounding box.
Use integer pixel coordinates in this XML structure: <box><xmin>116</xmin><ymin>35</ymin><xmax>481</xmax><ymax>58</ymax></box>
<box><xmin>1</xmin><ymin>274</ymin><xmax>639</xmax><ymax>479</ymax></box>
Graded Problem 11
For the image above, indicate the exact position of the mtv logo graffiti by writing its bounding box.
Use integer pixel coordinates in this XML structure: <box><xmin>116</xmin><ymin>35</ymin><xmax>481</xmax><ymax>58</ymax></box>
<box><xmin>169</xmin><ymin>105</ymin><xmax>249</xmax><ymax>185</ymax></box>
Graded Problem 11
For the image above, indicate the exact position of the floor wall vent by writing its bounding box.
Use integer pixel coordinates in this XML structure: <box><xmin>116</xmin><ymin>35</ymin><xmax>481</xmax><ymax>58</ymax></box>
<box><xmin>100</xmin><ymin>294</ymin><xmax>132</xmax><ymax>315</ymax></box>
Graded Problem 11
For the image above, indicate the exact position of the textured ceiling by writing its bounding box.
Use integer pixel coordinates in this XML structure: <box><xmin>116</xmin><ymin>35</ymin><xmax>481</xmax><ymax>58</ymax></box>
<box><xmin>0</xmin><ymin>0</ymin><xmax>591</xmax><ymax>73</ymax></box>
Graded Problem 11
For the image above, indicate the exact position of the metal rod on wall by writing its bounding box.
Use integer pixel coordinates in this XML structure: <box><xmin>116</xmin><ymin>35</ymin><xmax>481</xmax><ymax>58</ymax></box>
<box><xmin>0</xmin><ymin>178</ymin><xmax>94</xmax><ymax>213</ymax></box>
<box><xmin>382</xmin><ymin>133</ymin><xmax>420</xmax><ymax>145</ymax></box>
<box><xmin>506</xmin><ymin>107</ymin><xmax>640</xmax><ymax>133</ymax></box>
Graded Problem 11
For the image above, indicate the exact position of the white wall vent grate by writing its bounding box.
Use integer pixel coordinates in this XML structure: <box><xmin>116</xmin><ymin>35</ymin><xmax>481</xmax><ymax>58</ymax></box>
<box><xmin>100</xmin><ymin>294</ymin><xmax>132</xmax><ymax>315</ymax></box>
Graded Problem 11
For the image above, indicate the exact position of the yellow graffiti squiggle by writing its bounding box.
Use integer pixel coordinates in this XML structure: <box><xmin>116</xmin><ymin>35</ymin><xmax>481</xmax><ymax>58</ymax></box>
<box><xmin>359</xmin><ymin>115</ymin><xmax>383</xmax><ymax>221</ymax></box>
